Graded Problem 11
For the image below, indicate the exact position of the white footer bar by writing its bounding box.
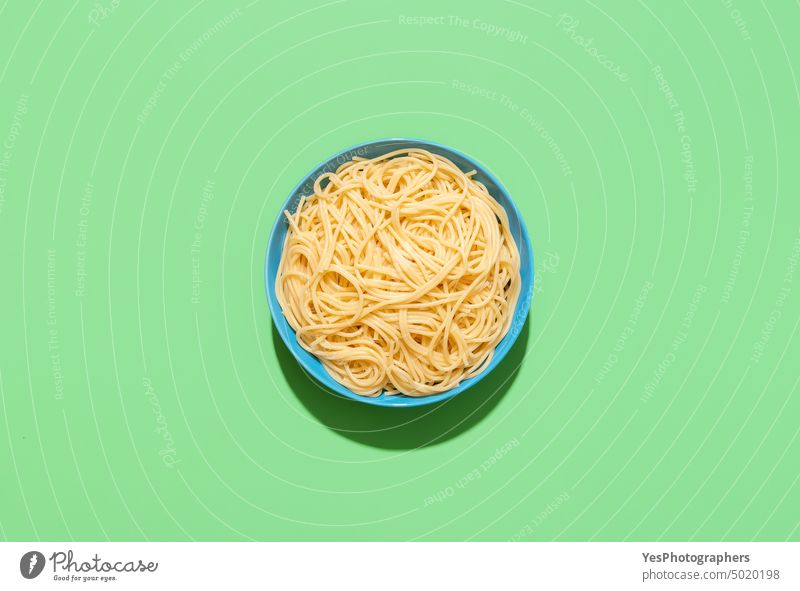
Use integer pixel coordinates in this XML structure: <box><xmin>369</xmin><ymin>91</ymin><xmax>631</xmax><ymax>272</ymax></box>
<box><xmin>1</xmin><ymin>542</ymin><xmax>797</xmax><ymax>590</ymax></box>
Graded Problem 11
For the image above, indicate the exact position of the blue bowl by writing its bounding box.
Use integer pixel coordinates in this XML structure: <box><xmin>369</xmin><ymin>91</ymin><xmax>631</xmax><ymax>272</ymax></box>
<box><xmin>265</xmin><ymin>138</ymin><xmax>534</xmax><ymax>407</ymax></box>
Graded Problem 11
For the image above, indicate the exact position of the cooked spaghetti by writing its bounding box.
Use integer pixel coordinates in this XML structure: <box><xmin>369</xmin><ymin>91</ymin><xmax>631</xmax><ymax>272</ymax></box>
<box><xmin>276</xmin><ymin>148</ymin><xmax>521</xmax><ymax>396</ymax></box>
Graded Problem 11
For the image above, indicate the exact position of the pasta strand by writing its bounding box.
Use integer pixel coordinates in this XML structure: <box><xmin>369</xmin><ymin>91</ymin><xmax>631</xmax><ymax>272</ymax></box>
<box><xmin>276</xmin><ymin>149</ymin><xmax>521</xmax><ymax>397</ymax></box>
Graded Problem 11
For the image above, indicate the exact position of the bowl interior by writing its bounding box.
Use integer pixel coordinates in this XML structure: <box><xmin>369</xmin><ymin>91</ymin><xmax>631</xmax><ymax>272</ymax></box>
<box><xmin>265</xmin><ymin>138</ymin><xmax>534</xmax><ymax>407</ymax></box>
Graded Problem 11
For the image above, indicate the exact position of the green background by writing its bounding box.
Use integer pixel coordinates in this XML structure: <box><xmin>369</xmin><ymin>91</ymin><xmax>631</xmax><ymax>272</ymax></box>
<box><xmin>1</xmin><ymin>0</ymin><xmax>798</xmax><ymax>541</ymax></box>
